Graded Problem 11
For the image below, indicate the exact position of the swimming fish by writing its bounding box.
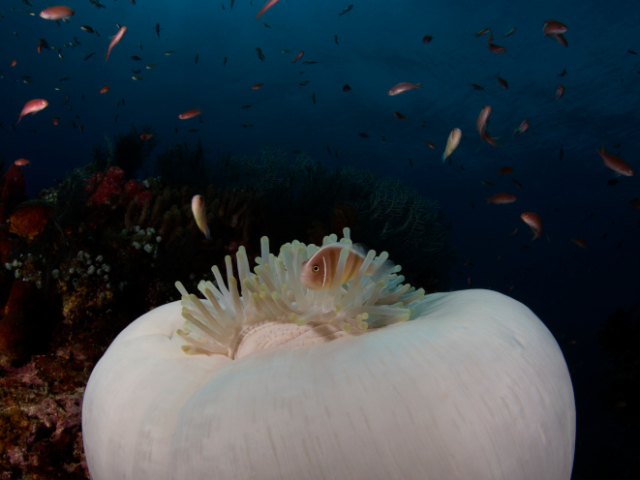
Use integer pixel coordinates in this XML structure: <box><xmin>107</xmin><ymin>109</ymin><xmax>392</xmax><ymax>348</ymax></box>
<box><xmin>422</xmin><ymin>35</ymin><xmax>433</xmax><ymax>43</ymax></box>
<box><xmin>338</xmin><ymin>4</ymin><xmax>353</xmax><ymax>16</ymax></box>
<box><xmin>393</xmin><ymin>111</ymin><xmax>408</xmax><ymax>119</ymax></box>
<box><xmin>81</xmin><ymin>25</ymin><xmax>95</xmax><ymax>33</ymax></box>
<box><xmin>39</xmin><ymin>6</ymin><xmax>74</xmax><ymax>20</ymax></box>
<box><xmin>543</xmin><ymin>19</ymin><xmax>568</xmax><ymax>35</ymax></box>
<box><xmin>17</xmin><ymin>99</ymin><xmax>48</xmax><ymax>123</ymax></box>
<box><xmin>105</xmin><ymin>26</ymin><xmax>127</xmax><ymax>62</ymax></box>
<box><xmin>556</xmin><ymin>84</ymin><xmax>564</xmax><ymax>99</ymax></box>
<box><xmin>334</xmin><ymin>34</ymin><xmax>339</xmax><ymax>44</ymax></box>
<box><xmin>471</xmin><ymin>84</ymin><xmax>485</xmax><ymax>91</ymax></box>
<box><xmin>299</xmin><ymin>243</ymin><xmax>394</xmax><ymax>290</ymax></box>
<box><xmin>503</xmin><ymin>27</ymin><xmax>517</xmax><ymax>37</ymax></box>
<box><xmin>100</xmin><ymin>85</ymin><xmax>110</xmax><ymax>93</ymax></box>
<box><xmin>388</xmin><ymin>82</ymin><xmax>422</xmax><ymax>96</ymax></box>
<box><xmin>84</xmin><ymin>52</ymin><xmax>96</xmax><ymax>61</ymax></box>
<box><xmin>597</xmin><ymin>143</ymin><xmax>634</xmax><ymax>176</ymax></box>
<box><xmin>342</xmin><ymin>84</ymin><xmax>352</xmax><ymax>92</ymax></box>
<box><xmin>256</xmin><ymin>0</ymin><xmax>280</xmax><ymax>19</ymax></box>
<box><xmin>14</xmin><ymin>158</ymin><xmax>30</xmax><ymax>166</ymax></box>
<box><xmin>474</xmin><ymin>28</ymin><xmax>491</xmax><ymax>37</ymax></box>
<box><xmin>140</xmin><ymin>133</ymin><xmax>153</xmax><ymax>140</ymax></box>
<box><xmin>191</xmin><ymin>195</ymin><xmax>211</xmax><ymax>240</ymax></box>
<box><xmin>488</xmin><ymin>34</ymin><xmax>506</xmax><ymax>54</ymax></box>
<box><xmin>486</xmin><ymin>193</ymin><xmax>517</xmax><ymax>204</ymax></box>
<box><xmin>442</xmin><ymin>128</ymin><xmax>462</xmax><ymax>162</ymax></box>
<box><xmin>521</xmin><ymin>212</ymin><xmax>542</xmax><ymax>240</ymax></box>
<box><xmin>256</xmin><ymin>47</ymin><xmax>265</xmax><ymax>61</ymax></box>
<box><xmin>179</xmin><ymin>108</ymin><xmax>201</xmax><ymax>120</ymax></box>
<box><xmin>476</xmin><ymin>106</ymin><xmax>500</xmax><ymax>146</ymax></box>
<box><xmin>252</xmin><ymin>83</ymin><xmax>263</xmax><ymax>89</ymax></box>
<box><xmin>155</xmin><ymin>23</ymin><xmax>160</xmax><ymax>37</ymax></box>
<box><xmin>513</xmin><ymin>119</ymin><xmax>529</xmax><ymax>135</ymax></box>
<box><xmin>291</xmin><ymin>51</ymin><xmax>304</xmax><ymax>63</ymax></box>
<box><xmin>498</xmin><ymin>167</ymin><xmax>514</xmax><ymax>177</ymax></box>
<box><xmin>496</xmin><ymin>73</ymin><xmax>508</xmax><ymax>89</ymax></box>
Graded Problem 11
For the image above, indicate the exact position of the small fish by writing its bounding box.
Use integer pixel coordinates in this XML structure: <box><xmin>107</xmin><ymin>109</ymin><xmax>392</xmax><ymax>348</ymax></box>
<box><xmin>241</xmin><ymin>105</ymin><xmax>252</xmax><ymax>109</ymax></box>
<box><xmin>388</xmin><ymin>82</ymin><xmax>422</xmax><ymax>96</ymax></box>
<box><xmin>556</xmin><ymin>84</ymin><xmax>564</xmax><ymax>99</ymax></box>
<box><xmin>486</xmin><ymin>193</ymin><xmax>517</xmax><ymax>204</ymax></box>
<box><xmin>379</xmin><ymin>136</ymin><xmax>386</xmax><ymax>142</ymax></box>
<box><xmin>474</xmin><ymin>28</ymin><xmax>491</xmax><ymax>37</ymax></box>
<box><xmin>37</xmin><ymin>38</ymin><xmax>50</xmax><ymax>53</ymax></box>
<box><xmin>597</xmin><ymin>143</ymin><xmax>634</xmax><ymax>176</ymax></box>
<box><xmin>188</xmin><ymin>128</ymin><xmax>199</xmax><ymax>132</ymax></box>
<box><xmin>59</xmin><ymin>53</ymin><xmax>67</xmax><ymax>60</ymax></box>
<box><xmin>230</xmin><ymin>0</ymin><xmax>235</xmax><ymax>11</ymax></box>
<box><xmin>342</xmin><ymin>84</ymin><xmax>352</xmax><ymax>92</ymax></box>
<box><xmin>511</xmin><ymin>179</ymin><xmax>523</xmax><ymax>190</ymax></box>
<box><xmin>59</xmin><ymin>76</ymin><xmax>69</xmax><ymax>82</ymax></box>
<box><xmin>194</xmin><ymin>53</ymin><xmax>199</xmax><ymax>64</ymax></box>
<box><xmin>298</xmin><ymin>80</ymin><xmax>309</xmax><ymax>86</ymax></box>
<box><xmin>291</xmin><ymin>51</ymin><xmax>304</xmax><ymax>63</ymax></box>
<box><xmin>155</xmin><ymin>23</ymin><xmax>160</xmax><ymax>37</ymax></box>
<box><xmin>426</xmin><ymin>141</ymin><xmax>435</xmax><ymax>149</ymax></box>
<box><xmin>81</xmin><ymin>25</ymin><xmax>94</xmax><ymax>33</ymax></box>
<box><xmin>165</xmin><ymin>50</ymin><xmax>176</xmax><ymax>55</ymax></box>
<box><xmin>191</xmin><ymin>195</ymin><xmax>211</xmax><ymax>240</ymax></box>
<box><xmin>442</xmin><ymin>128</ymin><xmax>462</xmax><ymax>162</ymax></box>
<box><xmin>63</xmin><ymin>95</ymin><xmax>69</xmax><ymax>105</ymax></box>
<box><xmin>256</xmin><ymin>47</ymin><xmax>265</xmax><ymax>61</ymax></box>
<box><xmin>146</xmin><ymin>64</ymin><xmax>158</xmax><ymax>69</ymax></box>
<box><xmin>359</xmin><ymin>132</ymin><xmax>369</xmax><ymax>138</ymax></box>
<box><xmin>139</xmin><ymin>43</ymin><xmax>143</xmax><ymax>50</ymax></box>
<box><xmin>513</xmin><ymin>119</ymin><xmax>529</xmax><ymax>135</ymax></box>
<box><xmin>628</xmin><ymin>198</ymin><xmax>640</xmax><ymax>209</ymax></box>
<box><xmin>74</xmin><ymin>36</ymin><xmax>82</xmax><ymax>46</ymax></box>
<box><xmin>326</xmin><ymin>144</ymin><xmax>332</xmax><ymax>155</ymax></box>
<box><xmin>105</xmin><ymin>26</ymin><xmax>127</xmax><ymax>62</ymax></box>
<box><xmin>629</xmin><ymin>50</ymin><xmax>638</xmax><ymax>55</ymax></box>
<box><xmin>300</xmin><ymin>243</ymin><xmax>393</xmax><ymax>290</ymax></box>
<box><xmin>488</xmin><ymin>34</ymin><xmax>506</xmax><ymax>54</ymax></box>
<box><xmin>14</xmin><ymin>158</ymin><xmax>30</xmax><ymax>166</ymax></box>
<box><xmin>263</xmin><ymin>23</ymin><xmax>270</xmax><ymax>28</ymax></box>
<box><xmin>132</xmin><ymin>75</ymin><xmax>143</xmax><ymax>81</ymax></box>
<box><xmin>547</xmin><ymin>33</ymin><xmax>568</xmax><ymax>47</ymax></box>
<box><xmin>100</xmin><ymin>85</ymin><xmax>110</xmax><ymax>94</ymax></box>
<box><xmin>223</xmin><ymin>56</ymin><xmax>227</xmax><ymax>66</ymax></box>
<box><xmin>281</xmin><ymin>50</ymin><xmax>290</xmax><ymax>53</ymax></box>
<box><xmin>115</xmin><ymin>114</ymin><xmax>119</xmax><ymax>123</ymax></box>
<box><xmin>252</xmin><ymin>83</ymin><xmax>263</xmax><ymax>89</ymax></box>
<box><xmin>338</xmin><ymin>4</ymin><xmax>354</xmax><ymax>16</ymax></box>
<box><xmin>498</xmin><ymin>166</ymin><xmax>513</xmax><ymax>177</ymax></box>
<box><xmin>503</xmin><ymin>27</ymin><xmax>517</xmax><ymax>37</ymax></box>
<box><xmin>543</xmin><ymin>19</ymin><xmax>568</xmax><ymax>35</ymax></box>
<box><xmin>256</xmin><ymin>0</ymin><xmax>281</xmax><ymax>19</ymax></box>
<box><xmin>241</xmin><ymin>124</ymin><xmax>253</xmax><ymax>128</ymax></box>
<box><xmin>496</xmin><ymin>74</ymin><xmax>508</xmax><ymax>89</ymax></box>
<box><xmin>559</xmin><ymin>148</ymin><xmax>564</xmax><ymax>161</ymax></box>
<box><xmin>521</xmin><ymin>212</ymin><xmax>542</xmax><ymax>240</ymax></box>
<box><xmin>131</xmin><ymin>55</ymin><xmax>142</xmax><ymax>61</ymax></box>
<box><xmin>557</xmin><ymin>68</ymin><xmax>567</xmax><ymax>77</ymax></box>
<box><xmin>393</xmin><ymin>112</ymin><xmax>408</xmax><ymax>119</ymax></box>
<box><xmin>471</xmin><ymin>84</ymin><xmax>485</xmax><ymax>91</ymax></box>
<box><xmin>52</xmin><ymin>117</ymin><xmax>59</xmax><ymax>125</ymax></box>
<box><xmin>132</xmin><ymin>69</ymin><xmax>141</xmax><ymax>74</ymax></box>
<box><xmin>17</xmin><ymin>99</ymin><xmax>48</xmax><ymax>123</ymax></box>
<box><xmin>311</xmin><ymin>92</ymin><xmax>316</xmax><ymax>104</ymax></box>
<box><xmin>422</xmin><ymin>35</ymin><xmax>433</xmax><ymax>43</ymax></box>
<box><xmin>221</xmin><ymin>3</ymin><xmax>225</xmax><ymax>10</ymax></box>
<box><xmin>84</xmin><ymin>52</ymin><xmax>96</xmax><ymax>61</ymax></box>
<box><xmin>334</xmin><ymin>34</ymin><xmax>339</xmax><ymax>44</ymax></box>
<box><xmin>40</xmin><ymin>6</ymin><xmax>74</xmax><ymax>20</ymax></box>
<box><xmin>477</xmin><ymin>106</ymin><xmax>500</xmax><ymax>146</ymax></box>
<box><xmin>179</xmin><ymin>108</ymin><xmax>201</xmax><ymax>120</ymax></box>
<box><xmin>408</xmin><ymin>157</ymin><xmax>413</xmax><ymax>167</ymax></box>
<box><xmin>302</xmin><ymin>60</ymin><xmax>318</xmax><ymax>65</ymax></box>
<box><xmin>140</xmin><ymin>133</ymin><xmax>153</xmax><ymax>140</ymax></box>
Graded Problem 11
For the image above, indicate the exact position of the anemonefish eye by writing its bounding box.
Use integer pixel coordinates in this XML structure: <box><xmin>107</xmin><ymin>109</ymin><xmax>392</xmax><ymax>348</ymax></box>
<box><xmin>312</xmin><ymin>265</ymin><xmax>320</xmax><ymax>273</ymax></box>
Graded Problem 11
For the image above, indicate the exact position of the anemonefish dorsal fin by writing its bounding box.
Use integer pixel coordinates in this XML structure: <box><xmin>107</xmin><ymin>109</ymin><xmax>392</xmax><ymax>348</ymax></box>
<box><xmin>351</xmin><ymin>242</ymin><xmax>368</xmax><ymax>257</ymax></box>
<box><xmin>370</xmin><ymin>258</ymin><xmax>396</xmax><ymax>283</ymax></box>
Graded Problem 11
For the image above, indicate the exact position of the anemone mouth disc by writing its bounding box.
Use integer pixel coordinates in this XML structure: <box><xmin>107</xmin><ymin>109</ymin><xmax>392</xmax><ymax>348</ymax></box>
<box><xmin>175</xmin><ymin>228</ymin><xmax>426</xmax><ymax>359</ymax></box>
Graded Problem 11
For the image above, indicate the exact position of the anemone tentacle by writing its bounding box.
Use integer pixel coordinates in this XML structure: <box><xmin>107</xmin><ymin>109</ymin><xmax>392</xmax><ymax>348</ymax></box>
<box><xmin>175</xmin><ymin>228</ymin><xmax>426</xmax><ymax>358</ymax></box>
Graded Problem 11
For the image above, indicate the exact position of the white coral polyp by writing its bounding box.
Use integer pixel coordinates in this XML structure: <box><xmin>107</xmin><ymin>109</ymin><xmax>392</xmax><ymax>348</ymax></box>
<box><xmin>175</xmin><ymin>228</ymin><xmax>426</xmax><ymax>359</ymax></box>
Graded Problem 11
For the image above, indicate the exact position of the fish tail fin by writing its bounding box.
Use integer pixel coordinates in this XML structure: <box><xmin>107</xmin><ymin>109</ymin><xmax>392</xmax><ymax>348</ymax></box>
<box><xmin>371</xmin><ymin>259</ymin><xmax>395</xmax><ymax>283</ymax></box>
<box><xmin>486</xmin><ymin>135</ymin><xmax>501</xmax><ymax>147</ymax></box>
<box><xmin>532</xmin><ymin>231</ymin><xmax>540</xmax><ymax>241</ymax></box>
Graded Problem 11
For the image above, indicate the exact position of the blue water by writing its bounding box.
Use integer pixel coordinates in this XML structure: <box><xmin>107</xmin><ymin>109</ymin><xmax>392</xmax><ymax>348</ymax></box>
<box><xmin>2</xmin><ymin>0</ymin><xmax>639</xmax><ymax>477</ymax></box>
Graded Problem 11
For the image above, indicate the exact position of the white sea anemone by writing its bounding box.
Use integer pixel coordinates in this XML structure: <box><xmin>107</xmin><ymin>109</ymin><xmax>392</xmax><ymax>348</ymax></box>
<box><xmin>175</xmin><ymin>228</ymin><xmax>426</xmax><ymax>359</ymax></box>
<box><xmin>82</xmin><ymin>229</ymin><xmax>575</xmax><ymax>480</ymax></box>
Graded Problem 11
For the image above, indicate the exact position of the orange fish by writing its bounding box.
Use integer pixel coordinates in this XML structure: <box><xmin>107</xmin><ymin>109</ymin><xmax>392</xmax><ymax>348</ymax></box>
<box><xmin>105</xmin><ymin>26</ymin><xmax>127</xmax><ymax>62</ymax></box>
<box><xmin>191</xmin><ymin>195</ymin><xmax>211</xmax><ymax>240</ymax></box>
<box><xmin>498</xmin><ymin>166</ymin><xmax>513</xmax><ymax>177</ymax></box>
<box><xmin>422</xmin><ymin>35</ymin><xmax>433</xmax><ymax>43</ymax></box>
<box><xmin>556</xmin><ymin>84</ymin><xmax>564</xmax><ymax>99</ymax></box>
<box><xmin>442</xmin><ymin>128</ymin><xmax>462</xmax><ymax>162</ymax></box>
<box><xmin>426</xmin><ymin>141</ymin><xmax>436</xmax><ymax>149</ymax></box>
<box><xmin>17</xmin><ymin>99</ymin><xmax>48</xmax><ymax>123</ymax></box>
<box><xmin>342</xmin><ymin>84</ymin><xmax>352</xmax><ymax>92</ymax></box>
<box><xmin>388</xmin><ymin>82</ymin><xmax>422</xmax><ymax>96</ymax></box>
<box><xmin>488</xmin><ymin>34</ymin><xmax>506</xmax><ymax>54</ymax></box>
<box><xmin>291</xmin><ymin>51</ymin><xmax>304</xmax><ymax>63</ymax></box>
<box><xmin>393</xmin><ymin>111</ymin><xmax>408</xmax><ymax>119</ymax></box>
<box><xmin>486</xmin><ymin>193</ymin><xmax>517</xmax><ymax>204</ymax></box>
<box><xmin>179</xmin><ymin>108</ymin><xmax>201</xmax><ymax>120</ymax></box>
<box><xmin>256</xmin><ymin>0</ymin><xmax>281</xmax><ymax>19</ymax></box>
<box><xmin>597</xmin><ymin>144</ymin><xmax>634</xmax><ymax>176</ymax></box>
<box><xmin>140</xmin><ymin>134</ymin><xmax>153</xmax><ymax>140</ymax></box>
<box><xmin>514</xmin><ymin>119</ymin><xmax>529</xmax><ymax>135</ymax></box>
<box><xmin>52</xmin><ymin>117</ymin><xmax>59</xmax><ymax>125</ymax></box>
<box><xmin>299</xmin><ymin>243</ymin><xmax>394</xmax><ymax>290</ymax></box>
<box><xmin>572</xmin><ymin>238</ymin><xmax>587</xmax><ymax>248</ymax></box>
<box><xmin>496</xmin><ymin>74</ymin><xmax>508</xmax><ymax>89</ymax></box>
<box><xmin>100</xmin><ymin>85</ymin><xmax>111</xmax><ymax>94</ymax></box>
<box><xmin>39</xmin><ymin>6</ymin><xmax>74</xmax><ymax>20</ymax></box>
<box><xmin>543</xmin><ymin>20</ymin><xmax>568</xmax><ymax>35</ymax></box>
<box><xmin>10</xmin><ymin>59</ymin><xmax>17</xmax><ymax>67</ymax></box>
<box><xmin>476</xmin><ymin>106</ymin><xmax>500</xmax><ymax>146</ymax></box>
<box><xmin>14</xmin><ymin>158</ymin><xmax>30</xmax><ymax>166</ymax></box>
<box><xmin>521</xmin><ymin>212</ymin><xmax>542</xmax><ymax>240</ymax></box>
<box><xmin>252</xmin><ymin>83</ymin><xmax>263</xmax><ymax>90</ymax></box>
